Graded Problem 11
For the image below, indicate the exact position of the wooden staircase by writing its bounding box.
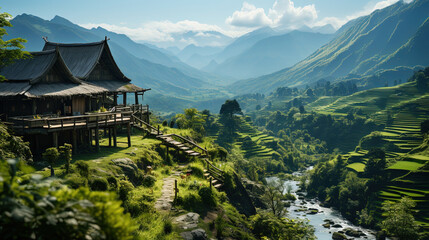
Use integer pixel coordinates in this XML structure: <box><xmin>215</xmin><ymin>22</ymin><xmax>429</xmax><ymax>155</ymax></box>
<box><xmin>203</xmin><ymin>158</ymin><xmax>224</xmax><ymax>189</ymax></box>
<box><xmin>131</xmin><ymin>111</ymin><xmax>225</xmax><ymax>189</ymax></box>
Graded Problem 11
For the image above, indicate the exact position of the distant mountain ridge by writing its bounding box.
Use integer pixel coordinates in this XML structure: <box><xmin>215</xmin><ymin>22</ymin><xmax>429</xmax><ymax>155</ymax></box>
<box><xmin>209</xmin><ymin>30</ymin><xmax>334</xmax><ymax>79</ymax></box>
<box><xmin>230</xmin><ymin>0</ymin><xmax>429</xmax><ymax>94</ymax></box>
<box><xmin>5</xmin><ymin>14</ymin><xmax>236</xmax><ymax>112</ymax></box>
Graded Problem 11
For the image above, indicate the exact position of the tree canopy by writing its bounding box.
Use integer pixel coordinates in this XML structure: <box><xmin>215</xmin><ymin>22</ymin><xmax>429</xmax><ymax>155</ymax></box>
<box><xmin>219</xmin><ymin>99</ymin><xmax>242</xmax><ymax>116</ymax></box>
<box><xmin>0</xmin><ymin>10</ymin><xmax>28</xmax><ymax>80</ymax></box>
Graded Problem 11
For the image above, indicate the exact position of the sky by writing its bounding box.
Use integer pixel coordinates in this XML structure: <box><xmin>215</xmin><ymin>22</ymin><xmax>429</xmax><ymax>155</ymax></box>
<box><xmin>2</xmin><ymin>0</ymin><xmax>411</xmax><ymax>48</ymax></box>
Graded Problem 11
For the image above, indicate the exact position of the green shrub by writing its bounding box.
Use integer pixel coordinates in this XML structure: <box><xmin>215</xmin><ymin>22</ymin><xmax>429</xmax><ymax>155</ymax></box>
<box><xmin>182</xmin><ymin>193</ymin><xmax>202</xmax><ymax>211</ymax></box>
<box><xmin>107</xmin><ymin>176</ymin><xmax>118</xmax><ymax>190</ymax></box>
<box><xmin>190</xmin><ymin>164</ymin><xmax>204</xmax><ymax>178</ymax></box>
<box><xmin>162</xmin><ymin>120</ymin><xmax>168</xmax><ymax>126</ymax></box>
<box><xmin>142</xmin><ymin>175</ymin><xmax>156</xmax><ymax>187</ymax></box>
<box><xmin>124</xmin><ymin>197</ymin><xmax>152</xmax><ymax>217</ymax></box>
<box><xmin>42</xmin><ymin>147</ymin><xmax>59</xmax><ymax>177</ymax></box>
<box><xmin>119</xmin><ymin>180</ymin><xmax>134</xmax><ymax>202</ymax></box>
<box><xmin>65</xmin><ymin>173</ymin><xmax>88</xmax><ymax>189</ymax></box>
<box><xmin>198</xmin><ymin>187</ymin><xmax>216</xmax><ymax>207</ymax></box>
<box><xmin>163</xmin><ymin>218</ymin><xmax>173</xmax><ymax>234</ymax></box>
<box><xmin>90</xmin><ymin>178</ymin><xmax>109</xmax><ymax>191</ymax></box>
<box><xmin>75</xmin><ymin>160</ymin><xmax>89</xmax><ymax>178</ymax></box>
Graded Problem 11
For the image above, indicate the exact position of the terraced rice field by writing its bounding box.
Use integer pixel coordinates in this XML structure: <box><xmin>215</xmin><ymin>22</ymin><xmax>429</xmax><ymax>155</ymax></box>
<box><xmin>235</xmin><ymin>118</ymin><xmax>278</xmax><ymax>158</ymax></box>
<box><xmin>338</xmin><ymin>91</ymin><xmax>429</xmax><ymax>230</ymax></box>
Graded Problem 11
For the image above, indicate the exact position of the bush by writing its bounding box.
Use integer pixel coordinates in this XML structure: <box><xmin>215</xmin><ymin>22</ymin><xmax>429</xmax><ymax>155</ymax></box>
<box><xmin>198</xmin><ymin>187</ymin><xmax>216</xmax><ymax>207</ymax></box>
<box><xmin>90</xmin><ymin>178</ymin><xmax>109</xmax><ymax>191</ymax></box>
<box><xmin>107</xmin><ymin>176</ymin><xmax>118</xmax><ymax>190</ymax></box>
<box><xmin>75</xmin><ymin>160</ymin><xmax>89</xmax><ymax>178</ymax></box>
<box><xmin>142</xmin><ymin>175</ymin><xmax>156</xmax><ymax>187</ymax></box>
<box><xmin>65</xmin><ymin>173</ymin><xmax>88</xmax><ymax>189</ymax></box>
<box><xmin>163</xmin><ymin>218</ymin><xmax>173</xmax><ymax>234</ymax></box>
<box><xmin>162</xmin><ymin>120</ymin><xmax>168</xmax><ymax>126</ymax></box>
<box><xmin>190</xmin><ymin>164</ymin><xmax>204</xmax><ymax>178</ymax></box>
<box><xmin>118</xmin><ymin>180</ymin><xmax>134</xmax><ymax>202</ymax></box>
<box><xmin>182</xmin><ymin>193</ymin><xmax>202</xmax><ymax>211</ymax></box>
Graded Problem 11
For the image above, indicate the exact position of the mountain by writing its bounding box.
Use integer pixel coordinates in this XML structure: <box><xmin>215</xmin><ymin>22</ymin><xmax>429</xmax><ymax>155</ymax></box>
<box><xmin>145</xmin><ymin>30</ymin><xmax>233</xmax><ymax>50</ymax></box>
<box><xmin>211</xmin><ymin>27</ymin><xmax>277</xmax><ymax>65</ymax></box>
<box><xmin>177</xmin><ymin>44</ymin><xmax>223</xmax><ymax>69</ymax></box>
<box><xmin>230</xmin><ymin>0</ymin><xmax>429</xmax><ymax>94</ymax></box>
<box><xmin>5</xmin><ymin>14</ymin><xmax>235</xmax><ymax>112</ymax></box>
<box><xmin>8</xmin><ymin>14</ymin><xmax>227</xmax><ymax>86</ymax></box>
<box><xmin>209</xmin><ymin>31</ymin><xmax>334</xmax><ymax>79</ymax></box>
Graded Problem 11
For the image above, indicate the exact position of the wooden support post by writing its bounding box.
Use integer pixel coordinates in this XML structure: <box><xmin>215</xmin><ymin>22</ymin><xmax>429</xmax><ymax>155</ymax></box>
<box><xmin>135</xmin><ymin>92</ymin><xmax>139</xmax><ymax>105</ymax></box>
<box><xmin>89</xmin><ymin>129</ymin><xmax>93</xmax><ymax>148</ymax></box>
<box><xmin>174</xmin><ymin>180</ymin><xmax>178</xmax><ymax>203</ymax></box>
<box><xmin>72</xmin><ymin>131</ymin><xmax>77</xmax><ymax>154</ymax></box>
<box><xmin>95</xmin><ymin>118</ymin><xmax>100</xmax><ymax>152</ymax></box>
<box><xmin>123</xmin><ymin>92</ymin><xmax>127</xmax><ymax>106</ymax></box>
<box><xmin>113</xmin><ymin>126</ymin><xmax>117</xmax><ymax>147</ymax></box>
<box><xmin>108</xmin><ymin>127</ymin><xmax>112</xmax><ymax>147</ymax></box>
<box><xmin>210</xmin><ymin>177</ymin><xmax>212</xmax><ymax>189</ymax></box>
<box><xmin>127</xmin><ymin>123</ymin><xmax>131</xmax><ymax>147</ymax></box>
<box><xmin>114</xmin><ymin>93</ymin><xmax>118</xmax><ymax>106</ymax></box>
<box><xmin>53</xmin><ymin>132</ymin><xmax>58</xmax><ymax>148</ymax></box>
<box><xmin>157</xmin><ymin>125</ymin><xmax>160</xmax><ymax>135</ymax></box>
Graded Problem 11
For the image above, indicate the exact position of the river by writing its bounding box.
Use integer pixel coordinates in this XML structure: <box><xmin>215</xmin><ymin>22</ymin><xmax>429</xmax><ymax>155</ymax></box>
<box><xmin>267</xmin><ymin>173</ymin><xmax>379</xmax><ymax>240</ymax></box>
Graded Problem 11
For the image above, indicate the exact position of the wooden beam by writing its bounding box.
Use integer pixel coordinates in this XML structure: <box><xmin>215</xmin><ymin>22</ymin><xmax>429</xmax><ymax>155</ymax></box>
<box><xmin>108</xmin><ymin>127</ymin><xmax>112</xmax><ymax>147</ymax></box>
<box><xmin>72</xmin><ymin>130</ymin><xmax>77</xmax><ymax>154</ymax></box>
<box><xmin>114</xmin><ymin>93</ymin><xmax>118</xmax><ymax>106</ymax></box>
<box><xmin>53</xmin><ymin>132</ymin><xmax>58</xmax><ymax>148</ymax></box>
<box><xmin>113</xmin><ymin>126</ymin><xmax>117</xmax><ymax>147</ymax></box>
<box><xmin>95</xmin><ymin>117</ymin><xmax>100</xmax><ymax>152</ymax></box>
<box><xmin>89</xmin><ymin>129</ymin><xmax>93</xmax><ymax>148</ymax></box>
<box><xmin>135</xmin><ymin>92</ymin><xmax>139</xmax><ymax>105</ymax></box>
<box><xmin>127</xmin><ymin>123</ymin><xmax>131</xmax><ymax>147</ymax></box>
<box><xmin>123</xmin><ymin>92</ymin><xmax>127</xmax><ymax>106</ymax></box>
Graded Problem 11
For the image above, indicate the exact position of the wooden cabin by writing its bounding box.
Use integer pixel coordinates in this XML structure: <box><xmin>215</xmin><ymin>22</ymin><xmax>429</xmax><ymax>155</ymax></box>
<box><xmin>0</xmin><ymin>39</ymin><xmax>150</xmax><ymax>157</ymax></box>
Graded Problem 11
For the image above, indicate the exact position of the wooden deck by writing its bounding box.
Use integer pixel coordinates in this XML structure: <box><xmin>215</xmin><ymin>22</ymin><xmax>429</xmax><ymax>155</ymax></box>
<box><xmin>10</xmin><ymin>111</ymin><xmax>133</xmax><ymax>134</ymax></box>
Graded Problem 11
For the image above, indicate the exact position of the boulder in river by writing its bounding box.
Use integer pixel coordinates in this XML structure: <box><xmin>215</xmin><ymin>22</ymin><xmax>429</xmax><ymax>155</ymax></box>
<box><xmin>307</xmin><ymin>208</ymin><xmax>319</xmax><ymax>214</ymax></box>
<box><xmin>344</xmin><ymin>227</ymin><xmax>365</xmax><ymax>237</ymax></box>
<box><xmin>332</xmin><ymin>232</ymin><xmax>347</xmax><ymax>240</ymax></box>
<box><xmin>322</xmin><ymin>223</ymin><xmax>331</xmax><ymax>228</ymax></box>
<box><xmin>332</xmin><ymin>224</ymin><xmax>342</xmax><ymax>228</ymax></box>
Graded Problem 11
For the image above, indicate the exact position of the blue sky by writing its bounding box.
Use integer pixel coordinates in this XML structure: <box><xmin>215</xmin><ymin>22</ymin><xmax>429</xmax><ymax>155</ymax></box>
<box><xmin>2</xmin><ymin>0</ymin><xmax>407</xmax><ymax>47</ymax></box>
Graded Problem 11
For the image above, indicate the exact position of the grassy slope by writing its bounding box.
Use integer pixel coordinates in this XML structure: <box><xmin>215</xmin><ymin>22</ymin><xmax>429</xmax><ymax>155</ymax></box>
<box><xmin>308</xmin><ymin>81</ymin><xmax>429</xmax><ymax>230</ymax></box>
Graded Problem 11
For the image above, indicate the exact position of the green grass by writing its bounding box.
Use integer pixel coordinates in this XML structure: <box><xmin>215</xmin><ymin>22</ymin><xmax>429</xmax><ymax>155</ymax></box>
<box><xmin>346</xmin><ymin>162</ymin><xmax>366</xmax><ymax>172</ymax></box>
<box><xmin>388</xmin><ymin>161</ymin><xmax>424</xmax><ymax>171</ymax></box>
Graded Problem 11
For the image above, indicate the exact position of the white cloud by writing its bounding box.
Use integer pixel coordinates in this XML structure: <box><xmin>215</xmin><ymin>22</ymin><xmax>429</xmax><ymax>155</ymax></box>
<box><xmin>226</xmin><ymin>0</ymin><xmax>317</xmax><ymax>29</ymax></box>
<box><xmin>268</xmin><ymin>0</ymin><xmax>317</xmax><ymax>28</ymax></box>
<box><xmin>225</xmin><ymin>2</ymin><xmax>272</xmax><ymax>27</ymax></box>
<box><xmin>79</xmin><ymin>20</ymin><xmax>247</xmax><ymax>47</ymax></box>
<box><xmin>228</xmin><ymin>0</ymin><xmax>410</xmax><ymax>30</ymax></box>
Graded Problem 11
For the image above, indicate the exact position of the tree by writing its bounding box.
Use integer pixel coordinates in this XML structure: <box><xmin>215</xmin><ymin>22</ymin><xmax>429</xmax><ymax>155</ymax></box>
<box><xmin>421</xmin><ymin>119</ymin><xmax>429</xmax><ymax>134</ymax></box>
<box><xmin>381</xmin><ymin>197</ymin><xmax>419</xmax><ymax>240</ymax></box>
<box><xmin>174</xmin><ymin>108</ymin><xmax>206</xmax><ymax>132</ymax></box>
<box><xmin>42</xmin><ymin>147</ymin><xmax>59</xmax><ymax>177</ymax></box>
<box><xmin>219</xmin><ymin>99</ymin><xmax>242</xmax><ymax>117</ymax></box>
<box><xmin>263</xmin><ymin>179</ymin><xmax>287</xmax><ymax>217</ymax></box>
<box><xmin>59</xmin><ymin>143</ymin><xmax>72</xmax><ymax>174</ymax></box>
<box><xmin>0</xmin><ymin>10</ymin><xmax>29</xmax><ymax>81</ymax></box>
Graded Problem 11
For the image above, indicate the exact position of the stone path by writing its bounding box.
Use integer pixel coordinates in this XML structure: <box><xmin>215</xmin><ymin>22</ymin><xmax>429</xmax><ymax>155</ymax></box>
<box><xmin>154</xmin><ymin>165</ymin><xmax>187</xmax><ymax>211</ymax></box>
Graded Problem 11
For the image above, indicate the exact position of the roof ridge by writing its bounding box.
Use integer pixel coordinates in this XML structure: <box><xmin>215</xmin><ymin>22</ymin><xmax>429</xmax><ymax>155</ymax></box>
<box><xmin>44</xmin><ymin>40</ymin><xmax>105</xmax><ymax>47</ymax></box>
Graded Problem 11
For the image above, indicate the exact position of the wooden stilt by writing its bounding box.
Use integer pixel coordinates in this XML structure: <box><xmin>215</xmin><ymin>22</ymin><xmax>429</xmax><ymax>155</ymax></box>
<box><xmin>127</xmin><ymin>123</ymin><xmax>131</xmax><ymax>147</ymax></box>
<box><xmin>113</xmin><ymin>126</ymin><xmax>117</xmax><ymax>147</ymax></box>
<box><xmin>53</xmin><ymin>132</ymin><xmax>58</xmax><ymax>148</ymax></box>
<box><xmin>108</xmin><ymin>127</ymin><xmax>112</xmax><ymax>147</ymax></box>
<box><xmin>89</xmin><ymin>129</ymin><xmax>93</xmax><ymax>148</ymax></box>
<box><xmin>95</xmin><ymin>121</ymin><xmax>100</xmax><ymax>152</ymax></box>
<box><xmin>72</xmin><ymin>131</ymin><xmax>77</xmax><ymax>154</ymax></box>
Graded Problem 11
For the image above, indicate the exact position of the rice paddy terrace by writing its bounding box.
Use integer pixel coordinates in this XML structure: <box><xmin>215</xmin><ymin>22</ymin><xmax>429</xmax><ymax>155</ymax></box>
<box><xmin>310</xmin><ymin>81</ymin><xmax>429</xmax><ymax>230</ymax></box>
<box><xmin>208</xmin><ymin>117</ymin><xmax>279</xmax><ymax>159</ymax></box>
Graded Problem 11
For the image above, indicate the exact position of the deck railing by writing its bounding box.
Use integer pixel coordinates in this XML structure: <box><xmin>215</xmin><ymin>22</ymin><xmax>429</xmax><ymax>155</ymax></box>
<box><xmin>9</xmin><ymin>111</ymin><xmax>132</xmax><ymax>132</ymax></box>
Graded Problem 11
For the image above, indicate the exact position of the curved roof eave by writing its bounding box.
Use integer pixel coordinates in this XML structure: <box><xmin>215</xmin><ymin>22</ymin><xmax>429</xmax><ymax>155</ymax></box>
<box><xmin>30</xmin><ymin>48</ymin><xmax>82</xmax><ymax>85</ymax></box>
